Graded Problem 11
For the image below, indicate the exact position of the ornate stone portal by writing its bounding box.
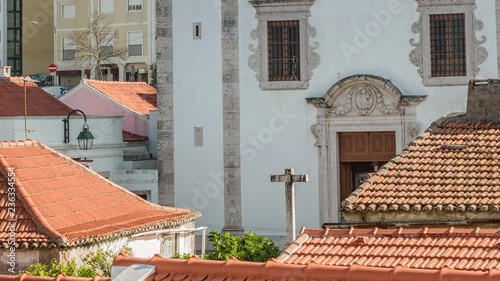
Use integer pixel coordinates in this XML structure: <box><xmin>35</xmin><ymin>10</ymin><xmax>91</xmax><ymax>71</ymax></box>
<box><xmin>307</xmin><ymin>75</ymin><xmax>426</xmax><ymax>224</ymax></box>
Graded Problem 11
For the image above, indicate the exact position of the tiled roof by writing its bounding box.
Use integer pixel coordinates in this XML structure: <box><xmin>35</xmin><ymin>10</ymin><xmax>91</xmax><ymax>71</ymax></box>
<box><xmin>84</xmin><ymin>79</ymin><xmax>157</xmax><ymax>115</ymax></box>
<box><xmin>0</xmin><ymin>77</ymin><xmax>74</xmax><ymax>116</ymax></box>
<box><xmin>0</xmin><ymin>140</ymin><xmax>199</xmax><ymax>248</ymax></box>
<box><xmin>343</xmin><ymin>116</ymin><xmax>500</xmax><ymax>213</ymax></box>
<box><xmin>0</xmin><ymin>274</ymin><xmax>109</xmax><ymax>281</ymax></box>
<box><xmin>122</xmin><ymin>130</ymin><xmax>148</xmax><ymax>142</ymax></box>
<box><xmin>278</xmin><ymin>227</ymin><xmax>500</xmax><ymax>272</ymax></box>
<box><xmin>111</xmin><ymin>254</ymin><xmax>500</xmax><ymax>281</ymax></box>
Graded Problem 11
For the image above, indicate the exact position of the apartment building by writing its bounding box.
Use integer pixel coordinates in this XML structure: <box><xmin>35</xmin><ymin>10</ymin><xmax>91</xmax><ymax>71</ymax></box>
<box><xmin>55</xmin><ymin>0</ymin><xmax>156</xmax><ymax>88</ymax></box>
<box><xmin>0</xmin><ymin>0</ymin><xmax>5</xmax><ymax>67</ymax></box>
<box><xmin>2</xmin><ymin>0</ymin><xmax>54</xmax><ymax>77</ymax></box>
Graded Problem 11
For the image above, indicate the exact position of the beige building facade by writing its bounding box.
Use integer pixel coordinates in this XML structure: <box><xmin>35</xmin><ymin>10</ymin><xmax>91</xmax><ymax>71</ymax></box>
<box><xmin>54</xmin><ymin>0</ymin><xmax>156</xmax><ymax>88</ymax></box>
<box><xmin>22</xmin><ymin>0</ymin><xmax>55</xmax><ymax>77</ymax></box>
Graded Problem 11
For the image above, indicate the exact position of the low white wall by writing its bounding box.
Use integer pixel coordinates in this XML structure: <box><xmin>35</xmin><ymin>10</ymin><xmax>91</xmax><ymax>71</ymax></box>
<box><xmin>100</xmin><ymin>170</ymin><xmax>158</xmax><ymax>203</ymax></box>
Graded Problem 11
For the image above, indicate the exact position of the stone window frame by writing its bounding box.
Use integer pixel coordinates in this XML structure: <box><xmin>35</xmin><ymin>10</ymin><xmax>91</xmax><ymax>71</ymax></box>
<box><xmin>248</xmin><ymin>0</ymin><xmax>320</xmax><ymax>91</ymax></box>
<box><xmin>409</xmin><ymin>0</ymin><xmax>487</xmax><ymax>86</ymax></box>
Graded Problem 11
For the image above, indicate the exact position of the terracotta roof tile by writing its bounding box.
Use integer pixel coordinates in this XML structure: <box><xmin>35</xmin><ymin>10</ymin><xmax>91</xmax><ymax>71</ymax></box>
<box><xmin>0</xmin><ymin>77</ymin><xmax>74</xmax><ymax>116</ymax></box>
<box><xmin>108</xmin><ymin>254</ymin><xmax>500</xmax><ymax>281</ymax></box>
<box><xmin>85</xmin><ymin>79</ymin><xmax>156</xmax><ymax>115</ymax></box>
<box><xmin>122</xmin><ymin>130</ymin><xmax>148</xmax><ymax>142</ymax></box>
<box><xmin>343</xmin><ymin>117</ymin><xmax>500</xmax><ymax>213</ymax></box>
<box><xmin>0</xmin><ymin>140</ymin><xmax>199</xmax><ymax>248</ymax></box>
<box><xmin>276</xmin><ymin>227</ymin><xmax>500</xmax><ymax>272</ymax></box>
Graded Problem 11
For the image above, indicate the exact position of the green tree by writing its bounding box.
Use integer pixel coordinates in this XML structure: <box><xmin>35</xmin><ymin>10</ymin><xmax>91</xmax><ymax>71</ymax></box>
<box><xmin>203</xmin><ymin>230</ymin><xmax>280</xmax><ymax>262</ymax></box>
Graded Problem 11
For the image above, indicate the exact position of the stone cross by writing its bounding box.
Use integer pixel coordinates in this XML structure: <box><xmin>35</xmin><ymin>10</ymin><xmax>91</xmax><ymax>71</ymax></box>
<box><xmin>271</xmin><ymin>168</ymin><xmax>309</xmax><ymax>246</ymax></box>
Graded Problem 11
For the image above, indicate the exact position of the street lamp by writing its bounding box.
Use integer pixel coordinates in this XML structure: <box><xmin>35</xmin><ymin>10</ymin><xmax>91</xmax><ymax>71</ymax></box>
<box><xmin>63</xmin><ymin>109</ymin><xmax>95</xmax><ymax>150</ymax></box>
<box><xmin>30</xmin><ymin>21</ymin><xmax>56</xmax><ymax>33</ymax></box>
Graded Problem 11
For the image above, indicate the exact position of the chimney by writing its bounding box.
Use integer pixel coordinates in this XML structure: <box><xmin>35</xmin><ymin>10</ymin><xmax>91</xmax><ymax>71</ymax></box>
<box><xmin>0</xmin><ymin>66</ymin><xmax>11</xmax><ymax>77</ymax></box>
<box><xmin>466</xmin><ymin>79</ymin><xmax>500</xmax><ymax>122</ymax></box>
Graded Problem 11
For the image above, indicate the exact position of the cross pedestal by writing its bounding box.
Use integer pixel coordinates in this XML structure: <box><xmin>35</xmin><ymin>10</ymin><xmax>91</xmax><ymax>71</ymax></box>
<box><xmin>271</xmin><ymin>168</ymin><xmax>309</xmax><ymax>247</ymax></box>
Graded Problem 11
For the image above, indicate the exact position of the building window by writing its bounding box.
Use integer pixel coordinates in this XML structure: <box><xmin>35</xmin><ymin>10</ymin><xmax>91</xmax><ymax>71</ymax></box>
<box><xmin>99</xmin><ymin>0</ymin><xmax>114</xmax><ymax>14</ymax></box>
<box><xmin>100</xmin><ymin>34</ymin><xmax>114</xmax><ymax>57</ymax></box>
<box><xmin>429</xmin><ymin>13</ymin><xmax>466</xmax><ymax>77</ymax></box>
<box><xmin>6</xmin><ymin>0</ymin><xmax>21</xmax><ymax>76</ymax></box>
<box><xmin>409</xmin><ymin>0</ymin><xmax>487</xmax><ymax>86</ymax></box>
<box><xmin>128</xmin><ymin>31</ymin><xmax>143</xmax><ymax>56</ymax></box>
<box><xmin>62</xmin><ymin>4</ymin><xmax>76</xmax><ymax>19</ymax></box>
<box><xmin>249</xmin><ymin>0</ymin><xmax>319</xmax><ymax>90</ymax></box>
<box><xmin>267</xmin><ymin>20</ymin><xmax>301</xmax><ymax>82</ymax></box>
<box><xmin>62</xmin><ymin>37</ymin><xmax>76</xmax><ymax>61</ymax></box>
<box><xmin>128</xmin><ymin>0</ymin><xmax>142</xmax><ymax>11</ymax></box>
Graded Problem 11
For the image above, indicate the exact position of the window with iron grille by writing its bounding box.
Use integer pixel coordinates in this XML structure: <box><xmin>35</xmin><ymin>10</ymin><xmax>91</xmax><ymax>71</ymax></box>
<box><xmin>430</xmin><ymin>13</ymin><xmax>466</xmax><ymax>77</ymax></box>
<box><xmin>409</xmin><ymin>0</ymin><xmax>487</xmax><ymax>86</ymax></box>
<box><xmin>267</xmin><ymin>20</ymin><xmax>300</xmax><ymax>82</ymax></box>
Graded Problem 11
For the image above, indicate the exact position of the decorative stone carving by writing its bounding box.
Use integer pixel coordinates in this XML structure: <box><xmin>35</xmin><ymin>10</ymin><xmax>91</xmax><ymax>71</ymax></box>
<box><xmin>409</xmin><ymin>15</ymin><xmax>423</xmax><ymax>79</ymax></box>
<box><xmin>409</xmin><ymin>0</ymin><xmax>488</xmax><ymax>86</ymax></box>
<box><xmin>248</xmin><ymin>0</ymin><xmax>319</xmax><ymax>90</ymax></box>
<box><xmin>472</xmin><ymin>13</ymin><xmax>488</xmax><ymax>74</ymax></box>
<box><xmin>311</xmin><ymin>123</ymin><xmax>323</xmax><ymax>148</ymax></box>
<box><xmin>354</xmin><ymin>87</ymin><xmax>376</xmax><ymax>115</ymax></box>
<box><xmin>248</xmin><ymin>22</ymin><xmax>262</xmax><ymax>81</ymax></box>
<box><xmin>307</xmin><ymin>21</ymin><xmax>320</xmax><ymax>80</ymax></box>
<box><xmin>416</xmin><ymin>0</ymin><xmax>475</xmax><ymax>6</ymax></box>
<box><xmin>332</xmin><ymin>89</ymin><xmax>353</xmax><ymax>116</ymax></box>
<box><xmin>325</xmin><ymin>75</ymin><xmax>401</xmax><ymax>117</ymax></box>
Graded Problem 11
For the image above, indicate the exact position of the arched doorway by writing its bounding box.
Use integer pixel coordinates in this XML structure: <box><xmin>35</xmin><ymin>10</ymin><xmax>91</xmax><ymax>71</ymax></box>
<box><xmin>307</xmin><ymin>74</ymin><xmax>426</xmax><ymax>224</ymax></box>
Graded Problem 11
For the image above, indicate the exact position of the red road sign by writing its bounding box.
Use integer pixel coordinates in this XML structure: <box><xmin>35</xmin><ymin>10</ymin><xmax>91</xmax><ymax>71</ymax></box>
<box><xmin>48</xmin><ymin>64</ymin><xmax>57</xmax><ymax>73</ymax></box>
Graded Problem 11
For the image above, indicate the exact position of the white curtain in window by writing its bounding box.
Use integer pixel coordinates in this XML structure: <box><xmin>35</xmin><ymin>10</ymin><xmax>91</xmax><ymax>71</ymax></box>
<box><xmin>128</xmin><ymin>0</ymin><xmax>142</xmax><ymax>5</ymax></box>
<box><xmin>128</xmin><ymin>31</ymin><xmax>143</xmax><ymax>45</ymax></box>
<box><xmin>99</xmin><ymin>0</ymin><xmax>114</xmax><ymax>13</ymax></box>
<box><xmin>128</xmin><ymin>31</ymin><xmax>143</xmax><ymax>56</ymax></box>
<box><xmin>101</xmin><ymin>33</ymin><xmax>114</xmax><ymax>46</ymax></box>
<box><xmin>63</xmin><ymin>37</ymin><xmax>76</xmax><ymax>50</ymax></box>
<box><xmin>62</xmin><ymin>4</ymin><xmax>76</xmax><ymax>18</ymax></box>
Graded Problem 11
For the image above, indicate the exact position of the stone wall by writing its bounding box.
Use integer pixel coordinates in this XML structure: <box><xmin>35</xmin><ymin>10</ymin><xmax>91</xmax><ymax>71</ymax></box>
<box><xmin>466</xmin><ymin>79</ymin><xmax>500</xmax><ymax>122</ymax></box>
<box><xmin>341</xmin><ymin>210</ymin><xmax>500</xmax><ymax>225</ymax></box>
<box><xmin>0</xmin><ymin>249</ymin><xmax>59</xmax><ymax>275</ymax></box>
<box><xmin>156</xmin><ymin>0</ymin><xmax>175</xmax><ymax>206</ymax></box>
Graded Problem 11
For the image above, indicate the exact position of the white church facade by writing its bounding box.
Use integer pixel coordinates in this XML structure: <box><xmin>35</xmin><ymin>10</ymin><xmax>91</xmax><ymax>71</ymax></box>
<box><xmin>155</xmin><ymin>0</ymin><xmax>500</xmax><ymax>242</ymax></box>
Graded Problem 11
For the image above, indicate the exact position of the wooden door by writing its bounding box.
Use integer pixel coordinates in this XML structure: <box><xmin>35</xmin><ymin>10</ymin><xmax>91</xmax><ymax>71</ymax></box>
<box><xmin>338</xmin><ymin>131</ymin><xmax>396</xmax><ymax>201</ymax></box>
<box><xmin>339</xmin><ymin>132</ymin><xmax>396</xmax><ymax>162</ymax></box>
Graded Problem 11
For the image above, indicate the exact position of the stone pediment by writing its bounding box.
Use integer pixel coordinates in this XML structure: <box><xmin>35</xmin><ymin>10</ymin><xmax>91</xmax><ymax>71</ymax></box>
<box><xmin>307</xmin><ymin>75</ymin><xmax>426</xmax><ymax>117</ymax></box>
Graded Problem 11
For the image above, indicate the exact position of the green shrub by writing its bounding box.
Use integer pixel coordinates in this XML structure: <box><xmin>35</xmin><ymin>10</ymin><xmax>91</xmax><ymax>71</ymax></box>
<box><xmin>24</xmin><ymin>259</ymin><xmax>77</xmax><ymax>277</ymax></box>
<box><xmin>171</xmin><ymin>253</ymin><xmax>192</xmax><ymax>259</ymax></box>
<box><xmin>203</xmin><ymin>230</ymin><xmax>280</xmax><ymax>262</ymax></box>
<box><xmin>23</xmin><ymin>245</ymin><xmax>130</xmax><ymax>277</ymax></box>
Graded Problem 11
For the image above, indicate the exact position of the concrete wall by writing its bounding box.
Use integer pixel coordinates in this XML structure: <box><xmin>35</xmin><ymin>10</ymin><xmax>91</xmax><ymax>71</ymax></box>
<box><xmin>59</xmin><ymin>237</ymin><xmax>128</xmax><ymax>267</ymax></box>
<box><xmin>0</xmin><ymin>248</ymin><xmax>59</xmax><ymax>275</ymax></box>
<box><xmin>0</xmin><ymin>116</ymin><xmax>125</xmax><ymax>172</ymax></box>
<box><xmin>60</xmin><ymin>84</ymin><xmax>150</xmax><ymax>137</ymax></box>
<box><xmin>126</xmin><ymin>221</ymin><xmax>196</xmax><ymax>258</ymax></box>
<box><xmin>101</xmin><ymin>170</ymin><xmax>159</xmax><ymax>203</ymax></box>
<box><xmin>170</xmin><ymin>0</ymin><xmax>499</xmax><ymax>239</ymax></box>
<box><xmin>172</xmin><ymin>0</ymin><xmax>224</xmax><ymax>232</ymax></box>
<box><xmin>22</xmin><ymin>0</ymin><xmax>54</xmax><ymax>76</ymax></box>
